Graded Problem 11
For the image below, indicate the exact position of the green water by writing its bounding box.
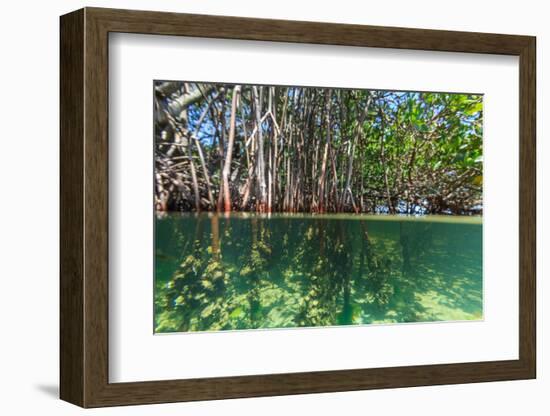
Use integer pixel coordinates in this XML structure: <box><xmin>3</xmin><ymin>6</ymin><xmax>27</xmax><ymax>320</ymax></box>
<box><xmin>154</xmin><ymin>213</ymin><xmax>482</xmax><ymax>333</ymax></box>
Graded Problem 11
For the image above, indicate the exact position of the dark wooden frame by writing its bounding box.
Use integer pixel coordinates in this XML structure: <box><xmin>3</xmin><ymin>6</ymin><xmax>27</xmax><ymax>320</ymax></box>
<box><xmin>60</xmin><ymin>7</ymin><xmax>536</xmax><ymax>408</ymax></box>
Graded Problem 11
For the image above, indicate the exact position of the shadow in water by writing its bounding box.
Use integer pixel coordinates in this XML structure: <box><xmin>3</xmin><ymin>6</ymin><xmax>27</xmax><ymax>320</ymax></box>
<box><xmin>155</xmin><ymin>213</ymin><xmax>483</xmax><ymax>332</ymax></box>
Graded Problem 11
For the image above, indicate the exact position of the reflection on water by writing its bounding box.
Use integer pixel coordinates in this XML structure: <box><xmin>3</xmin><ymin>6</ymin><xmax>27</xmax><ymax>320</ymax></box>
<box><xmin>154</xmin><ymin>213</ymin><xmax>482</xmax><ymax>333</ymax></box>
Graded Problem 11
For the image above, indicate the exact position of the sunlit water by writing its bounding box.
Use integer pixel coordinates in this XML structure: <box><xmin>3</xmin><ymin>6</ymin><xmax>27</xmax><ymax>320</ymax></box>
<box><xmin>154</xmin><ymin>213</ymin><xmax>482</xmax><ymax>333</ymax></box>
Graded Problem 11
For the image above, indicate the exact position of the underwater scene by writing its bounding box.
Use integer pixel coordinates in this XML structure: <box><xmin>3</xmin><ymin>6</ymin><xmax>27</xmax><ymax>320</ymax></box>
<box><xmin>154</xmin><ymin>214</ymin><xmax>482</xmax><ymax>333</ymax></box>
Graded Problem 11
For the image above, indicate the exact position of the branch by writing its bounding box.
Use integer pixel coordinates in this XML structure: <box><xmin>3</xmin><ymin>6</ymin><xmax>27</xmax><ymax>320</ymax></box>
<box><xmin>167</xmin><ymin>85</ymin><xmax>215</xmax><ymax>118</ymax></box>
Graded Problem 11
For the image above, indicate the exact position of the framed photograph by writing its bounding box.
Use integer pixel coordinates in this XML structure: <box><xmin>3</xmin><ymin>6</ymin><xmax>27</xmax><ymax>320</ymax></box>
<box><xmin>60</xmin><ymin>7</ymin><xmax>536</xmax><ymax>407</ymax></box>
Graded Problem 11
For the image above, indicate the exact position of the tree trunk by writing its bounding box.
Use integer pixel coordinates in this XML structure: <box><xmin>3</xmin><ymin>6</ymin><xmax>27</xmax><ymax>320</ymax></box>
<box><xmin>253</xmin><ymin>86</ymin><xmax>267</xmax><ymax>212</ymax></box>
<box><xmin>221</xmin><ymin>85</ymin><xmax>241</xmax><ymax>212</ymax></box>
<box><xmin>342</xmin><ymin>95</ymin><xmax>371</xmax><ymax>212</ymax></box>
<box><xmin>185</xmin><ymin>133</ymin><xmax>201</xmax><ymax>212</ymax></box>
<box><xmin>317</xmin><ymin>89</ymin><xmax>332</xmax><ymax>213</ymax></box>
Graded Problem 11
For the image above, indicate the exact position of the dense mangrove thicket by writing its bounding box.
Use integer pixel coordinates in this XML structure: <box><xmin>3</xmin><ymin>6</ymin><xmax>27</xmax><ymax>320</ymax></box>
<box><xmin>154</xmin><ymin>82</ymin><xmax>483</xmax><ymax>214</ymax></box>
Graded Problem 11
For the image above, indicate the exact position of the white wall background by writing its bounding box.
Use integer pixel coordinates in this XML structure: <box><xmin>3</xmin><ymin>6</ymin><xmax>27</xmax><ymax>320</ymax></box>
<box><xmin>0</xmin><ymin>0</ymin><xmax>545</xmax><ymax>414</ymax></box>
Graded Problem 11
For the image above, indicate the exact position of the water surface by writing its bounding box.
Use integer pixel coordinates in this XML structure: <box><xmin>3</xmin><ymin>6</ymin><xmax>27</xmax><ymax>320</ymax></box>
<box><xmin>155</xmin><ymin>213</ymin><xmax>482</xmax><ymax>333</ymax></box>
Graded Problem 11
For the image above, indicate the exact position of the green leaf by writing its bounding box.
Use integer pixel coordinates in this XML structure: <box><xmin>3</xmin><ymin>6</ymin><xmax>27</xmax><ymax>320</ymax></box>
<box><xmin>472</xmin><ymin>175</ymin><xmax>483</xmax><ymax>186</ymax></box>
<box><xmin>230</xmin><ymin>307</ymin><xmax>244</xmax><ymax>319</ymax></box>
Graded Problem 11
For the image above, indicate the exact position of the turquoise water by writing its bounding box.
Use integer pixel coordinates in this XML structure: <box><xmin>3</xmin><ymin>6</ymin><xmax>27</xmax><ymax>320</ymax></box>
<box><xmin>154</xmin><ymin>213</ymin><xmax>482</xmax><ymax>333</ymax></box>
